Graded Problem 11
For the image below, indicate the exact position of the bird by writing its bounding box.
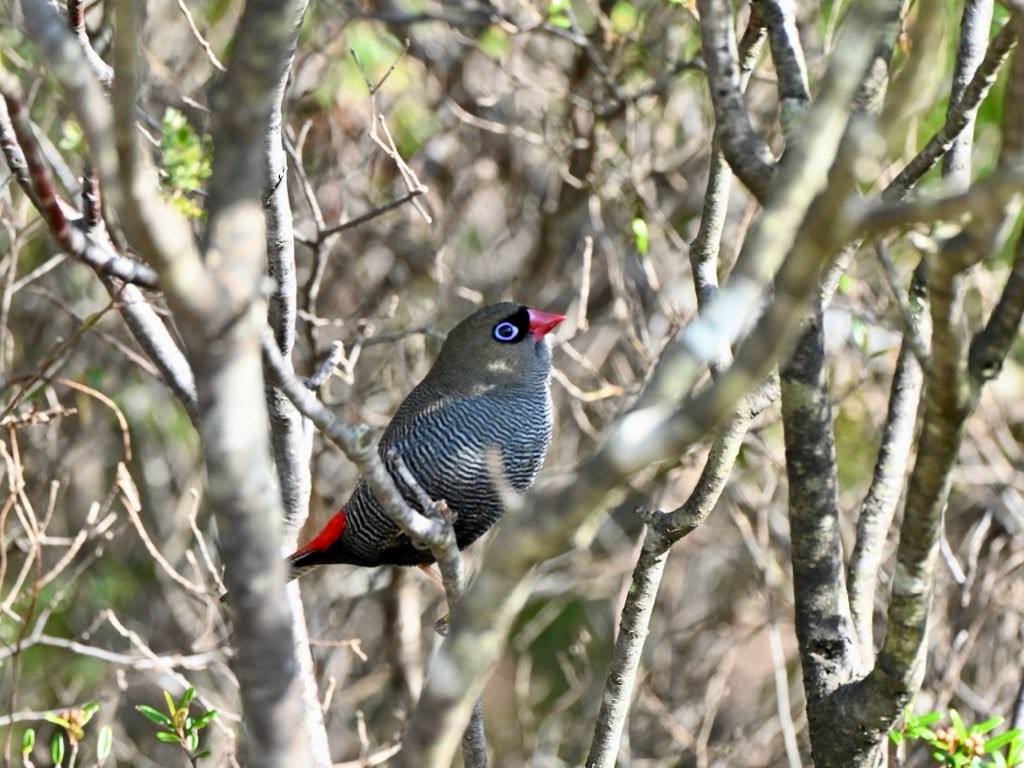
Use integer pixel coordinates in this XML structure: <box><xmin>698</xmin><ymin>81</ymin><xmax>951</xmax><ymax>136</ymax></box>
<box><xmin>285</xmin><ymin>302</ymin><xmax>564</xmax><ymax>582</ymax></box>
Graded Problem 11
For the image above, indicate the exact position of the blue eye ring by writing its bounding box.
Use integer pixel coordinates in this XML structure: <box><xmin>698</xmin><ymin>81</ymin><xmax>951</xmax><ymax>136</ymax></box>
<box><xmin>493</xmin><ymin>321</ymin><xmax>520</xmax><ymax>342</ymax></box>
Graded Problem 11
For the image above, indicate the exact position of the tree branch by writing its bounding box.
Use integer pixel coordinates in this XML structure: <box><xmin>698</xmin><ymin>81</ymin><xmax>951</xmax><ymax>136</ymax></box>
<box><xmin>689</xmin><ymin>14</ymin><xmax>767</xmax><ymax>374</ymax></box>
<box><xmin>802</xmin><ymin>11</ymin><xmax>1022</xmax><ymax>766</ymax></box>
<box><xmin>106</xmin><ymin>281</ymin><xmax>199</xmax><ymax>419</ymax></box>
<box><xmin>253</xmin><ymin>1</ymin><xmax>327</xmax><ymax>763</ymax></box>
<box><xmin>846</xmin><ymin>329</ymin><xmax>926</xmax><ymax>664</ymax></box>
<box><xmin>128</xmin><ymin>0</ymin><xmax>318</xmax><ymax>761</ymax></box>
<box><xmin>969</xmin><ymin>232</ymin><xmax>1024</xmax><ymax>383</ymax></box>
<box><xmin>843</xmin><ymin>4</ymin><xmax>996</xmax><ymax>659</ymax></box>
<box><xmin>943</xmin><ymin>0</ymin><xmax>996</xmax><ymax>188</ymax></box>
<box><xmin>260</xmin><ymin>335</ymin><xmax>457</xmax><ymax>571</ymax></box>
<box><xmin>859</xmin><ymin>169</ymin><xmax>1024</xmax><ymax>233</ymax></box>
<box><xmin>782</xmin><ymin>298</ymin><xmax>864</xmax><ymax>708</ymax></box>
<box><xmin>0</xmin><ymin>76</ymin><xmax>159</xmax><ymax>288</ymax></box>
<box><xmin>887</xmin><ymin>20</ymin><xmax>1017</xmax><ymax>195</ymax></box>
<box><xmin>855</xmin><ymin>233</ymin><xmax>982</xmax><ymax>759</ymax></box>
<box><xmin>66</xmin><ymin>0</ymin><xmax>114</xmax><ymax>89</ymax></box>
<box><xmin>696</xmin><ymin>0</ymin><xmax>776</xmax><ymax>199</ymax></box>
<box><xmin>584</xmin><ymin>379</ymin><xmax>777</xmax><ymax>768</ymax></box>
<box><xmin>755</xmin><ymin>0</ymin><xmax>810</xmax><ymax>126</ymax></box>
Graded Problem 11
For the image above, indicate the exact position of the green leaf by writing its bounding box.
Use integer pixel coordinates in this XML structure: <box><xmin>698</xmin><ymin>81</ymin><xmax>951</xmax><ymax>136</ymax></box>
<box><xmin>631</xmin><ymin>217</ymin><xmax>650</xmax><ymax>254</ymax></box>
<box><xmin>164</xmin><ymin>690</ymin><xmax>177</xmax><ymax>715</ymax></box>
<box><xmin>196</xmin><ymin>749</ymin><xmax>212</xmax><ymax>759</ymax></box>
<box><xmin>192</xmin><ymin>709</ymin><xmax>219</xmax><ymax>729</ymax></box>
<box><xmin>909</xmin><ymin>725</ymin><xmax>938</xmax><ymax>741</ymax></box>
<box><xmin>21</xmin><ymin>727</ymin><xmax>35</xmax><ymax>754</ymax></box>
<box><xmin>158</xmin><ymin>108</ymin><xmax>212</xmax><ymax>219</ymax></box>
<box><xmin>851</xmin><ymin>315</ymin><xmax>867</xmax><ymax>349</ymax></box>
<box><xmin>187</xmin><ymin>730</ymin><xmax>199</xmax><ymax>752</ymax></box>
<box><xmin>914</xmin><ymin>711</ymin><xmax>943</xmax><ymax>727</ymax></box>
<box><xmin>45</xmin><ymin>712</ymin><xmax>71</xmax><ymax>728</ymax></box>
<box><xmin>58</xmin><ymin>120</ymin><xmax>85</xmax><ymax>153</ymax></box>
<box><xmin>177</xmin><ymin>687</ymin><xmax>196</xmax><ymax>712</ymax></box>
<box><xmin>477</xmin><ymin>26</ymin><xmax>510</xmax><ymax>59</ymax></box>
<box><xmin>609</xmin><ymin>0</ymin><xmax>639</xmax><ymax>34</ymax></box>
<box><xmin>51</xmin><ymin>731</ymin><xmax>65</xmax><ymax>765</ymax></box>
<box><xmin>155</xmin><ymin>731</ymin><xmax>181</xmax><ymax>743</ymax></box>
<box><xmin>77</xmin><ymin>701</ymin><xmax>99</xmax><ymax>727</ymax></box>
<box><xmin>1007</xmin><ymin>735</ymin><xmax>1024</xmax><ymax>763</ymax></box>
<box><xmin>972</xmin><ymin>715</ymin><xmax>1004</xmax><ymax>735</ymax></box>
<box><xmin>547</xmin><ymin>0</ymin><xmax>571</xmax><ymax>27</ymax></box>
<box><xmin>889</xmin><ymin>730</ymin><xmax>903</xmax><ymax>745</ymax></box>
<box><xmin>950</xmin><ymin>709</ymin><xmax>968</xmax><ymax>741</ymax></box>
<box><xmin>985</xmin><ymin>728</ymin><xmax>1022</xmax><ymax>751</ymax></box>
<box><xmin>136</xmin><ymin>705</ymin><xmax>174</xmax><ymax>727</ymax></box>
<box><xmin>97</xmin><ymin>724</ymin><xmax>113</xmax><ymax>761</ymax></box>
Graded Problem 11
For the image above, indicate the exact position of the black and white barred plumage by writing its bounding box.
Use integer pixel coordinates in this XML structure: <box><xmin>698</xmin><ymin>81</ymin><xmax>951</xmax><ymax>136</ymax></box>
<box><xmin>287</xmin><ymin>302</ymin><xmax>562</xmax><ymax>579</ymax></box>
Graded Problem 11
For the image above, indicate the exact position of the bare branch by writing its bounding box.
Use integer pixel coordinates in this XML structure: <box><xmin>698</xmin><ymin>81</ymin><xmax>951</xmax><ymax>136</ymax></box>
<box><xmin>887</xmin><ymin>20</ymin><xmax>1017</xmax><ymax>196</ymax></box>
<box><xmin>944</xmin><ymin>0</ymin><xmax>996</xmax><ymax>188</ymax></box>
<box><xmin>174</xmin><ymin>0</ymin><xmax>228</xmax><ymax>72</ymax></box>
<box><xmin>318</xmin><ymin>188</ymin><xmax>427</xmax><ymax>240</ymax></box>
<box><xmin>690</xmin><ymin>14</ymin><xmax>767</xmax><ymax>375</ymax></box>
<box><xmin>66</xmin><ymin>0</ymin><xmax>114</xmax><ymax>88</ymax></box>
<box><xmin>755</xmin><ymin>0</ymin><xmax>811</xmax><ymax>123</ymax></box>
<box><xmin>261</xmin><ymin>0</ymin><xmax>313</xmax><ymax>548</ymax></box>
<box><xmin>969</xmin><ymin>215</ymin><xmax>1024</xmax><ymax>383</ymax></box>
<box><xmin>781</xmin><ymin>298</ymin><xmax>864</xmax><ymax>703</ymax></box>
<box><xmin>20</xmin><ymin>0</ymin><xmax>211</xmax><ymax>314</ymax></box>
<box><xmin>106</xmin><ymin>281</ymin><xmax>199</xmax><ymax>419</ymax></box>
<box><xmin>0</xmin><ymin>627</ymin><xmax>227</xmax><ymax>671</ymax></box>
<box><xmin>848</xmin><ymin>337</ymin><xmax>925</xmax><ymax>663</ymax></box>
<box><xmin>864</xmin><ymin>228</ymin><xmax>979</xmax><ymax>719</ymax></box>
<box><xmin>872</xmin><ymin>241</ymin><xmax>930</xmax><ymax>369</ymax></box>
<box><xmin>860</xmin><ymin>170</ymin><xmax>1024</xmax><ymax>233</ymax></box>
<box><xmin>0</xmin><ymin>76</ymin><xmax>159</xmax><ymax>288</ymax></box>
<box><xmin>585</xmin><ymin>380</ymin><xmax>777</xmax><ymax>768</ymax></box>
<box><xmin>583</xmin><ymin>523</ymin><xmax>668</xmax><ymax>768</ymax></box>
<box><xmin>696</xmin><ymin>0</ymin><xmax>776</xmax><ymax>199</ymax></box>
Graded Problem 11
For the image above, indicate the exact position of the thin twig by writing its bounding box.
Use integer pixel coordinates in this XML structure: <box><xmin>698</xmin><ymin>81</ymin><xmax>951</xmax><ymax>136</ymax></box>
<box><xmin>318</xmin><ymin>188</ymin><xmax>427</xmax><ymax>240</ymax></box>
<box><xmin>175</xmin><ymin>0</ymin><xmax>227</xmax><ymax>71</ymax></box>
<box><xmin>872</xmin><ymin>240</ymin><xmax>931</xmax><ymax>369</ymax></box>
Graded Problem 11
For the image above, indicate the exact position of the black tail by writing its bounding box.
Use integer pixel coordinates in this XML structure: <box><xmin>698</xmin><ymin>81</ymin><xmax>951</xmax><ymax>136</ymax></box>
<box><xmin>286</xmin><ymin>551</ymin><xmax>324</xmax><ymax>582</ymax></box>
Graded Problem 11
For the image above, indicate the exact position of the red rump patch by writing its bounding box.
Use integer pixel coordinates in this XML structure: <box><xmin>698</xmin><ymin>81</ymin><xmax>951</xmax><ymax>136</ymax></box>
<box><xmin>290</xmin><ymin>509</ymin><xmax>347</xmax><ymax>559</ymax></box>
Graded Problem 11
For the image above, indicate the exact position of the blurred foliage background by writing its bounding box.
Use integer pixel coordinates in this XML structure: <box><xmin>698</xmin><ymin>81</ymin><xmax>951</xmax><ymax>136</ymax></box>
<box><xmin>1</xmin><ymin>0</ymin><xmax>1022</xmax><ymax>765</ymax></box>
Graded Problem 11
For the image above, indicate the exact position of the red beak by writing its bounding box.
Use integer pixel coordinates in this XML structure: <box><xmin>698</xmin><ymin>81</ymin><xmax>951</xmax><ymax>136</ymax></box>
<box><xmin>526</xmin><ymin>308</ymin><xmax>566</xmax><ymax>341</ymax></box>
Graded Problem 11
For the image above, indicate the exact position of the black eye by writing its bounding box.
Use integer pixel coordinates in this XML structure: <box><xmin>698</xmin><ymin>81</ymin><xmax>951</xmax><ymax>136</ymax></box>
<box><xmin>493</xmin><ymin>321</ymin><xmax>520</xmax><ymax>342</ymax></box>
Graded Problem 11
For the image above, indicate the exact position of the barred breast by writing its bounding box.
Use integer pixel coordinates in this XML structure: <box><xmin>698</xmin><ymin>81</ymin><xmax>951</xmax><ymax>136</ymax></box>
<box><xmin>341</xmin><ymin>385</ymin><xmax>553</xmax><ymax>565</ymax></box>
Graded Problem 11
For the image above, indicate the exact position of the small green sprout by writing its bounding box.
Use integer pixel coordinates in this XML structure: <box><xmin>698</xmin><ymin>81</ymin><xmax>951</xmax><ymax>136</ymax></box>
<box><xmin>631</xmin><ymin>217</ymin><xmax>650</xmax><ymax>254</ymax></box>
<box><xmin>890</xmin><ymin>705</ymin><xmax>1023</xmax><ymax>767</ymax></box>
<box><xmin>136</xmin><ymin>686</ymin><xmax>218</xmax><ymax>765</ymax></box>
